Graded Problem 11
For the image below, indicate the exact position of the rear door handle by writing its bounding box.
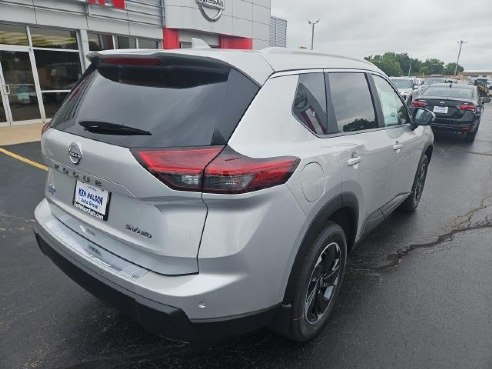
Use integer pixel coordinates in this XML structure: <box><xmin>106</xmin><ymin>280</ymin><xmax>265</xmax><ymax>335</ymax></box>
<box><xmin>393</xmin><ymin>144</ymin><xmax>403</xmax><ymax>151</ymax></box>
<box><xmin>347</xmin><ymin>156</ymin><xmax>361</xmax><ymax>166</ymax></box>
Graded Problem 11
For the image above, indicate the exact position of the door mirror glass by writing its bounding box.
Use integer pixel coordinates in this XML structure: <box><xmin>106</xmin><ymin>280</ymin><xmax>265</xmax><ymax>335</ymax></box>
<box><xmin>413</xmin><ymin>108</ymin><xmax>435</xmax><ymax>126</ymax></box>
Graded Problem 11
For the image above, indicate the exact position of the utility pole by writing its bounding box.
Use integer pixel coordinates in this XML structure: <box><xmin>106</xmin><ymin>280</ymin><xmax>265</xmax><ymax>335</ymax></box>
<box><xmin>454</xmin><ymin>40</ymin><xmax>467</xmax><ymax>76</ymax></box>
<box><xmin>308</xmin><ymin>19</ymin><xmax>320</xmax><ymax>50</ymax></box>
<box><xmin>408</xmin><ymin>59</ymin><xmax>412</xmax><ymax>77</ymax></box>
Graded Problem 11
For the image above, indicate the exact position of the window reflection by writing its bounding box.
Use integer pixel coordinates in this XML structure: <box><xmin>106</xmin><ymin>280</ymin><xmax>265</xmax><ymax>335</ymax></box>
<box><xmin>329</xmin><ymin>73</ymin><xmax>377</xmax><ymax>133</ymax></box>
<box><xmin>34</xmin><ymin>50</ymin><xmax>82</xmax><ymax>90</ymax></box>
<box><xmin>42</xmin><ymin>92</ymin><xmax>69</xmax><ymax>118</ymax></box>
<box><xmin>116</xmin><ymin>36</ymin><xmax>136</xmax><ymax>49</ymax></box>
<box><xmin>0</xmin><ymin>23</ymin><xmax>28</xmax><ymax>46</ymax></box>
<box><xmin>139</xmin><ymin>38</ymin><xmax>159</xmax><ymax>49</ymax></box>
<box><xmin>88</xmin><ymin>32</ymin><xmax>114</xmax><ymax>51</ymax></box>
<box><xmin>30</xmin><ymin>26</ymin><xmax>78</xmax><ymax>49</ymax></box>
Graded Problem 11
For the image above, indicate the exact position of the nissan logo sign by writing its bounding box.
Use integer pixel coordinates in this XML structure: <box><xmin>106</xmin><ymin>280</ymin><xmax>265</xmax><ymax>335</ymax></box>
<box><xmin>68</xmin><ymin>143</ymin><xmax>82</xmax><ymax>165</ymax></box>
<box><xmin>196</xmin><ymin>0</ymin><xmax>224</xmax><ymax>22</ymax></box>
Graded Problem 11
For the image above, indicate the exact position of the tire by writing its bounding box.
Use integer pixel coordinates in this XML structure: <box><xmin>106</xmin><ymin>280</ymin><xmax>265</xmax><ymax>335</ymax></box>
<box><xmin>465</xmin><ymin>129</ymin><xmax>477</xmax><ymax>142</ymax></box>
<box><xmin>399</xmin><ymin>155</ymin><xmax>429</xmax><ymax>212</ymax></box>
<box><xmin>285</xmin><ymin>222</ymin><xmax>347</xmax><ymax>342</ymax></box>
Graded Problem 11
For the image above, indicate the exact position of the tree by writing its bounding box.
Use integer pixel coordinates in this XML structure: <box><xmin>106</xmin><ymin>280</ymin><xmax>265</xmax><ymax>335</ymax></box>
<box><xmin>365</xmin><ymin>52</ymin><xmax>460</xmax><ymax>76</ymax></box>
<box><xmin>421</xmin><ymin>58</ymin><xmax>445</xmax><ymax>75</ymax></box>
<box><xmin>365</xmin><ymin>53</ymin><xmax>403</xmax><ymax>76</ymax></box>
<box><xmin>443</xmin><ymin>62</ymin><xmax>464</xmax><ymax>75</ymax></box>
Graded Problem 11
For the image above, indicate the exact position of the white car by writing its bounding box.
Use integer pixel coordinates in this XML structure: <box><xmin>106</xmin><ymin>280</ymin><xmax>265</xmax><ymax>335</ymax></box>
<box><xmin>390</xmin><ymin>77</ymin><xmax>420</xmax><ymax>104</ymax></box>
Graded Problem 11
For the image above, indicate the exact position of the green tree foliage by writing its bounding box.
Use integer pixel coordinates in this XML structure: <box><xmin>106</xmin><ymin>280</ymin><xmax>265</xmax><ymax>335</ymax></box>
<box><xmin>365</xmin><ymin>53</ymin><xmax>463</xmax><ymax>76</ymax></box>
<box><xmin>365</xmin><ymin>53</ymin><xmax>403</xmax><ymax>76</ymax></box>
<box><xmin>443</xmin><ymin>62</ymin><xmax>465</xmax><ymax>75</ymax></box>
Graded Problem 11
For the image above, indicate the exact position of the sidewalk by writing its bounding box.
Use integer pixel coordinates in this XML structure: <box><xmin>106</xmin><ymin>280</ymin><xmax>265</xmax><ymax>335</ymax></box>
<box><xmin>0</xmin><ymin>123</ymin><xmax>44</xmax><ymax>146</ymax></box>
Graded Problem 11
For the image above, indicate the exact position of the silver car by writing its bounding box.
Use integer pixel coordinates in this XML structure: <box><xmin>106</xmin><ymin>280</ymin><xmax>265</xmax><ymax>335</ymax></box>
<box><xmin>34</xmin><ymin>48</ymin><xmax>434</xmax><ymax>342</ymax></box>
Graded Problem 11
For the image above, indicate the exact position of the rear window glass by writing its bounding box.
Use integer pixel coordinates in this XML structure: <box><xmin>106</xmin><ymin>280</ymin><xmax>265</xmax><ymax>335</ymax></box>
<box><xmin>51</xmin><ymin>57</ymin><xmax>259</xmax><ymax>148</ymax></box>
<box><xmin>422</xmin><ymin>86</ymin><xmax>473</xmax><ymax>99</ymax></box>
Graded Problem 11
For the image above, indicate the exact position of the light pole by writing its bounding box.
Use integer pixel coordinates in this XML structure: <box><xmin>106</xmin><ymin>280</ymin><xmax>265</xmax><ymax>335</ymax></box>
<box><xmin>454</xmin><ymin>40</ymin><xmax>467</xmax><ymax>76</ymax></box>
<box><xmin>308</xmin><ymin>19</ymin><xmax>320</xmax><ymax>50</ymax></box>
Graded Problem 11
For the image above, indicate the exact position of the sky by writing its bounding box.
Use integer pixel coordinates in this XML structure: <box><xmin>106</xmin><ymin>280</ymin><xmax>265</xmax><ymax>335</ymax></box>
<box><xmin>271</xmin><ymin>0</ymin><xmax>492</xmax><ymax>71</ymax></box>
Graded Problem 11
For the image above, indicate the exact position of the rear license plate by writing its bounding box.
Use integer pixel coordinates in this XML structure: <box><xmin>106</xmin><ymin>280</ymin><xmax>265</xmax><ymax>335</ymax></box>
<box><xmin>73</xmin><ymin>181</ymin><xmax>111</xmax><ymax>221</ymax></box>
<box><xmin>433</xmin><ymin>106</ymin><xmax>448</xmax><ymax>114</ymax></box>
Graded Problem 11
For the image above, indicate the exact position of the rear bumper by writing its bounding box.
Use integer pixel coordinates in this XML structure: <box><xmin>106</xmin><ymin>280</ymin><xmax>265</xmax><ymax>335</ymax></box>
<box><xmin>431</xmin><ymin>120</ymin><xmax>476</xmax><ymax>132</ymax></box>
<box><xmin>34</xmin><ymin>230</ymin><xmax>278</xmax><ymax>342</ymax></box>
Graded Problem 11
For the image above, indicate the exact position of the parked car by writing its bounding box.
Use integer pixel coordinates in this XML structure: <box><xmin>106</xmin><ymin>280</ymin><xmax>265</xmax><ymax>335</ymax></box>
<box><xmin>390</xmin><ymin>77</ymin><xmax>420</xmax><ymax>104</ymax></box>
<box><xmin>34</xmin><ymin>48</ymin><xmax>434</xmax><ymax>343</ymax></box>
<box><xmin>412</xmin><ymin>83</ymin><xmax>489</xmax><ymax>142</ymax></box>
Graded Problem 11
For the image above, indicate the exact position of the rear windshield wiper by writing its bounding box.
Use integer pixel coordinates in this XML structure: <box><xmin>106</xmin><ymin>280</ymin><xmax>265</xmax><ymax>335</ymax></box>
<box><xmin>79</xmin><ymin>121</ymin><xmax>151</xmax><ymax>136</ymax></box>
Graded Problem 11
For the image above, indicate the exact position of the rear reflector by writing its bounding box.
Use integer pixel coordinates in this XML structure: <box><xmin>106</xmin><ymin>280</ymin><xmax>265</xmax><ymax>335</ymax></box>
<box><xmin>411</xmin><ymin>100</ymin><xmax>427</xmax><ymax>108</ymax></box>
<box><xmin>459</xmin><ymin>103</ymin><xmax>477</xmax><ymax>112</ymax></box>
<box><xmin>132</xmin><ymin>146</ymin><xmax>300</xmax><ymax>194</ymax></box>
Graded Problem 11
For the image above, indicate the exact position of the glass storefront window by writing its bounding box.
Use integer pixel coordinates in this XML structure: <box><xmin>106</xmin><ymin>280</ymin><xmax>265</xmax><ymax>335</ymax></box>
<box><xmin>42</xmin><ymin>92</ymin><xmax>69</xmax><ymax>118</ymax></box>
<box><xmin>88</xmin><ymin>32</ymin><xmax>114</xmax><ymax>51</ymax></box>
<box><xmin>116</xmin><ymin>36</ymin><xmax>136</xmax><ymax>49</ymax></box>
<box><xmin>34</xmin><ymin>50</ymin><xmax>82</xmax><ymax>90</ymax></box>
<box><xmin>138</xmin><ymin>38</ymin><xmax>159</xmax><ymax>49</ymax></box>
<box><xmin>30</xmin><ymin>26</ymin><xmax>78</xmax><ymax>50</ymax></box>
<box><xmin>0</xmin><ymin>23</ymin><xmax>28</xmax><ymax>46</ymax></box>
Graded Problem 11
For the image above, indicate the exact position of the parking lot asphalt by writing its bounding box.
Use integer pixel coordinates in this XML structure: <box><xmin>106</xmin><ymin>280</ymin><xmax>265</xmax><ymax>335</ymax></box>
<box><xmin>1</xmin><ymin>109</ymin><xmax>492</xmax><ymax>369</ymax></box>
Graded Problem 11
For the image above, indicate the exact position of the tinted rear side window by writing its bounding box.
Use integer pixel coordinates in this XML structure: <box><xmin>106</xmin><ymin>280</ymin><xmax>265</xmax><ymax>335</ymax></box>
<box><xmin>51</xmin><ymin>58</ymin><xmax>259</xmax><ymax>148</ymax></box>
<box><xmin>292</xmin><ymin>73</ymin><xmax>328</xmax><ymax>135</ymax></box>
<box><xmin>328</xmin><ymin>72</ymin><xmax>377</xmax><ymax>133</ymax></box>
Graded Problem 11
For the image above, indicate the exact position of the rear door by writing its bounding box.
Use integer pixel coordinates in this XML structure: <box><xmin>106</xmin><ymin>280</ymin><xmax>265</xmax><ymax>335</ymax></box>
<box><xmin>370</xmin><ymin>74</ymin><xmax>421</xmax><ymax>207</ymax></box>
<box><xmin>326</xmin><ymin>71</ymin><xmax>397</xmax><ymax>234</ymax></box>
<box><xmin>42</xmin><ymin>54</ymin><xmax>259</xmax><ymax>275</ymax></box>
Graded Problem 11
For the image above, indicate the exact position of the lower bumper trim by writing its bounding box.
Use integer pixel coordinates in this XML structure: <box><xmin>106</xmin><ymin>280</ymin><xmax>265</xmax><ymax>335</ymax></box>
<box><xmin>34</xmin><ymin>232</ymin><xmax>278</xmax><ymax>342</ymax></box>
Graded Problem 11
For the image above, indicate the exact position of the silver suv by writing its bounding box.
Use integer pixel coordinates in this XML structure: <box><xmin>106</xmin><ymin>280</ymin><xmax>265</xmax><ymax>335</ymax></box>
<box><xmin>34</xmin><ymin>48</ymin><xmax>434</xmax><ymax>342</ymax></box>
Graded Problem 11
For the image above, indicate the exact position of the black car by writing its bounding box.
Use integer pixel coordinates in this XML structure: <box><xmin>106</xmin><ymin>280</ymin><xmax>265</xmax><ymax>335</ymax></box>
<box><xmin>411</xmin><ymin>83</ymin><xmax>488</xmax><ymax>142</ymax></box>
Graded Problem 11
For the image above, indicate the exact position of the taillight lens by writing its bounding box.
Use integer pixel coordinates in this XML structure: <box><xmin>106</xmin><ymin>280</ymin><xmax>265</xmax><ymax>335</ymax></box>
<box><xmin>132</xmin><ymin>146</ymin><xmax>300</xmax><ymax>194</ymax></box>
<box><xmin>459</xmin><ymin>103</ymin><xmax>477</xmax><ymax>112</ymax></box>
<box><xmin>203</xmin><ymin>146</ymin><xmax>300</xmax><ymax>194</ymax></box>
<box><xmin>133</xmin><ymin>146</ymin><xmax>223</xmax><ymax>191</ymax></box>
<box><xmin>411</xmin><ymin>99</ymin><xmax>427</xmax><ymax>108</ymax></box>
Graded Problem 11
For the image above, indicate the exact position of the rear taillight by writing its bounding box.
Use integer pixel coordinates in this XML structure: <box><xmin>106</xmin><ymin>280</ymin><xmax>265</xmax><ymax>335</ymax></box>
<box><xmin>459</xmin><ymin>103</ymin><xmax>477</xmax><ymax>112</ymax></box>
<box><xmin>132</xmin><ymin>146</ymin><xmax>300</xmax><ymax>194</ymax></box>
<box><xmin>411</xmin><ymin>99</ymin><xmax>427</xmax><ymax>108</ymax></box>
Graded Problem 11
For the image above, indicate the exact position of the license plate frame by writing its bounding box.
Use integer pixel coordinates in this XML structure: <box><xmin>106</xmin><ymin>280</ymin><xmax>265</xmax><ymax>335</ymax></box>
<box><xmin>73</xmin><ymin>181</ymin><xmax>111</xmax><ymax>221</ymax></box>
<box><xmin>433</xmin><ymin>106</ymin><xmax>448</xmax><ymax>114</ymax></box>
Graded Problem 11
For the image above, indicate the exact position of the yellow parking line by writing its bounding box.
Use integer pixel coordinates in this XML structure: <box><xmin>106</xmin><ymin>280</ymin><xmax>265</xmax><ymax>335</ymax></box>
<box><xmin>0</xmin><ymin>147</ymin><xmax>48</xmax><ymax>171</ymax></box>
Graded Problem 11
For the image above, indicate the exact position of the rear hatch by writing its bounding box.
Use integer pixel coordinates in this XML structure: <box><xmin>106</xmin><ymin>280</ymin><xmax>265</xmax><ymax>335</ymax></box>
<box><xmin>42</xmin><ymin>53</ymin><xmax>260</xmax><ymax>275</ymax></box>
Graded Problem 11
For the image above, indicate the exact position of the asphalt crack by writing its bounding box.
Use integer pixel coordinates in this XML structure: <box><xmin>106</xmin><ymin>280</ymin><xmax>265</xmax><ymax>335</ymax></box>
<box><xmin>351</xmin><ymin>195</ymin><xmax>492</xmax><ymax>273</ymax></box>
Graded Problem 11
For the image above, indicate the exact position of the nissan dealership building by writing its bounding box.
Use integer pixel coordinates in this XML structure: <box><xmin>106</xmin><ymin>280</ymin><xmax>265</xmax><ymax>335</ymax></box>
<box><xmin>0</xmin><ymin>0</ymin><xmax>283</xmax><ymax>126</ymax></box>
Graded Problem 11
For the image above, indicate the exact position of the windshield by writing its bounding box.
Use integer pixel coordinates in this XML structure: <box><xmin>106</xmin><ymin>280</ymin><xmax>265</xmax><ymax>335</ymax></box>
<box><xmin>391</xmin><ymin>79</ymin><xmax>413</xmax><ymax>88</ymax></box>
<box><xmin>422</xmin><ymin>86</ymin><xmax>474</xmax><ymax>99</ymax></box>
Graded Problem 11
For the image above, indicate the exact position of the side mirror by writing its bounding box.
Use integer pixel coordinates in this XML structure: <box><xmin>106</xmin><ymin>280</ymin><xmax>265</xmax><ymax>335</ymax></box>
<box><xmin>412</xmin><ymin>108</ymin><xmax>435</xmax><ymax>127</ymax></box>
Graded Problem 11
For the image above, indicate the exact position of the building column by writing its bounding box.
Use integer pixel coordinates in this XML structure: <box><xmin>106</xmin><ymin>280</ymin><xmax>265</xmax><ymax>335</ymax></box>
<box><xmin>162</xmin><ymin>27</ymin><xmax>179</xmax><ymax>49</ymax></box>
<box><xmin>219</xmin><ymin>36</ymin><xmax>253</xmax><ymax>49</ymax></box>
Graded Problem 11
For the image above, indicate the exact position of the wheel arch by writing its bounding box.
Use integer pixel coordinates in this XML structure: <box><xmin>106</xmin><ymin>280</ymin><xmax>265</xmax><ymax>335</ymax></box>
<box><xmin>269</xmin><ymin>193</ymin><xmax>359</xmax><ymax>334</ymax></box>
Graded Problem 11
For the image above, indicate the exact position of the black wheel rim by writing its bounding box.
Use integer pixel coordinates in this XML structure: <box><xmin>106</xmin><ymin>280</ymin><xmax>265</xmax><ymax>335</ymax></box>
<box><xmin>304</xmin><ymin>242</ymin><xmax>341</xmax><ymax>325</ymax></box>
<box><xmin>414</xmin><ymin>160</ymin><xmax>427</xmax><ymax>204</ymax></box>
